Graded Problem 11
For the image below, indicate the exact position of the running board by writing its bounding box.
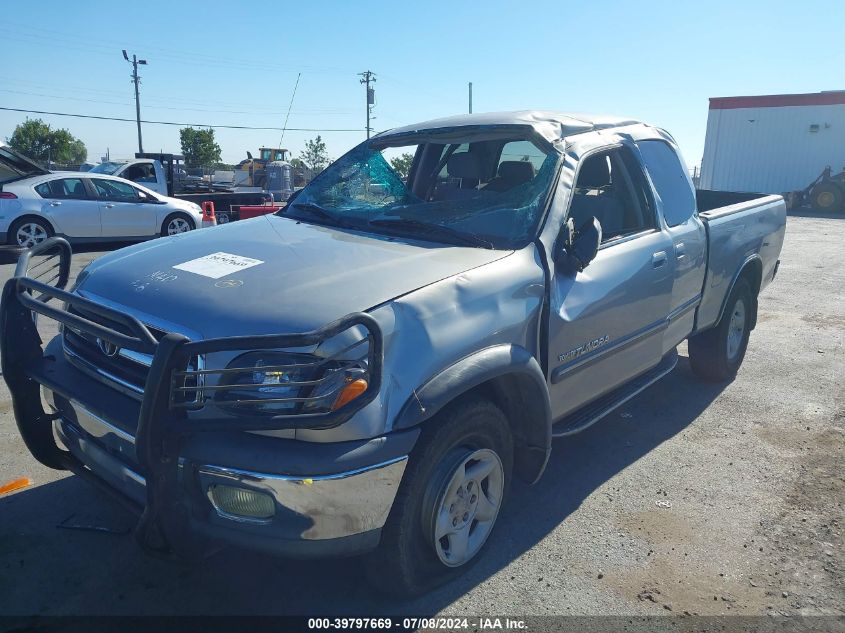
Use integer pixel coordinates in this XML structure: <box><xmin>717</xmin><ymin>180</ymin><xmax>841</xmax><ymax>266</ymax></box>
<box><xmin>551</xmin><ymin>349</ymin><xmax>678</xmax><ymax>438</ymax></box>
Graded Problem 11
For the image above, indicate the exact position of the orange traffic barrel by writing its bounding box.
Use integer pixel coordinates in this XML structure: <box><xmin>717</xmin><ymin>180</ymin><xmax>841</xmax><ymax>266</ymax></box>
<box><xmin>201</xmin><ymin>201</ymin><xmax>217</xmax><ymax>227</ymax></box>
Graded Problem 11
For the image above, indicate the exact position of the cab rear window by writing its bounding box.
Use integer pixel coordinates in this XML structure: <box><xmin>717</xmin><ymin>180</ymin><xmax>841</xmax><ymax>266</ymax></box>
<box><xmin>636</xmin><ymin>140</ymin><xmax>696</xmax><ymax>227</ymax></box>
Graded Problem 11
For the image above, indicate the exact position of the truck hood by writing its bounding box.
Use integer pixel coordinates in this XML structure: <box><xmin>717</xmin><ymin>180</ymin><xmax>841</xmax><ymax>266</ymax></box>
<box><xmin>77</xmin><ymin>214</ymin><xmax>510</xmax><ymax>338</ymax></box>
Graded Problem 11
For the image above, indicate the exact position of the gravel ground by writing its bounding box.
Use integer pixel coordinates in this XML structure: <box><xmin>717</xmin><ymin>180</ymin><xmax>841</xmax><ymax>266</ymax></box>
<box><xmin>0</xmin><ymin>213</ymin><xmax>842</xmax><ymax>618</ymax></box>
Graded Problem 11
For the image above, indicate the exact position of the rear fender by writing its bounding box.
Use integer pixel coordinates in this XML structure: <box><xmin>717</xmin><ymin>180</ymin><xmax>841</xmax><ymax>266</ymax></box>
<box><xmin>717</xmin><ymin>255</ymin><xmax>762</xmax><ymax>330</ymax></box>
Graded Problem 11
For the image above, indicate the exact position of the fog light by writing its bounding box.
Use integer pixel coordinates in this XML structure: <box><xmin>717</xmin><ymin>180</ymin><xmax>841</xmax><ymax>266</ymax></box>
<box><xmin>208</xmin><ymin>485</ymin><xmax>275</xmax><ymax>520</ymax></box>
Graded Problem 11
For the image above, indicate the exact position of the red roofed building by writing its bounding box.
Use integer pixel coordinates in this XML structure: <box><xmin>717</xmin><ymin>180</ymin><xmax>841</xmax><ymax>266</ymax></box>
<box><xmin>700</xmin><ymin>91</ymin><xmax>845</xmax><ymax>194</ymax></box>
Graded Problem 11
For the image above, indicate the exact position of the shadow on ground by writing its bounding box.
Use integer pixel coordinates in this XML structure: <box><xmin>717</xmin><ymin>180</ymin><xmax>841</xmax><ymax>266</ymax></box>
<box><xmin>786</xmin><ymin>206</ymin><xmax>845</xmax><ymax>220</ymax></box>
<box><xmin>0</xmin><ymin>242</ymin><xmax>136</xmax><ymax>266</ymax></box>
<box><xmin>0</xmin><ymin>355</ymin><xmax>728</xmax><ymax>616</ymax></box>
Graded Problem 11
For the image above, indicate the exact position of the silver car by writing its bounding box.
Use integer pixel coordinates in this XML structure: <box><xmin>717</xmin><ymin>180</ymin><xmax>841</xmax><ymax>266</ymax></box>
<box><xmin>0</xmin><ymin>144</ymin><xmax>204</xmax><ymax>247</ymax></box>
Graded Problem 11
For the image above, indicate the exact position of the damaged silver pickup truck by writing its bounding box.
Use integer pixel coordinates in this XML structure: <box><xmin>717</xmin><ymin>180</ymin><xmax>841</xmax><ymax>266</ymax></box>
<box><xmin>2</xmin><ymin>111</ymin><xmax>786</xmax><ymax>595</ymax></box>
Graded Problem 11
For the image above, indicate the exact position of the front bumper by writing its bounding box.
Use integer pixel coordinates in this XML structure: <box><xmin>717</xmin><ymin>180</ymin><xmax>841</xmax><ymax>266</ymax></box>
<box><xmin>49</xmin><ymin>390</ymin><xmax>412</xmax><ymax>557</ymax></box>
<box><xmin>0</xmin><ymin>237</ymin><xmax>413</xmax><ymax>559</ymax></box>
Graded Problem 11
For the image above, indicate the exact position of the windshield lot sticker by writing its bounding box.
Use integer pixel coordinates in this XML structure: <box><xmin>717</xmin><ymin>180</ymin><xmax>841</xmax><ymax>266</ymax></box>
<box><xmin>173</xmin><ymin>252</ymin><xmax>264</xmax><ymax>279</ymax></box>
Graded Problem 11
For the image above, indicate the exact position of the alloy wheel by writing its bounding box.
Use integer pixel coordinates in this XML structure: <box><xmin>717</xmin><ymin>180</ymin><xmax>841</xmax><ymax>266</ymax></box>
<box><xmin>431</xmin><ymin>448</ymin><xmax>504</xmax><ymax>567</ymax></box>
<box><xmin>726</xmin><ymin>297</ymin><xmax>746</xmax><ymax>362</ymax></box>
<box><xmin>167</xmin><ymin>217</ymin><xmax>191</xmax><ymax>235</ymax></box>
<box><xmin>16</xmin><ymin>223</ymin><xmax>48</xmax><ymax>248</ymax></box>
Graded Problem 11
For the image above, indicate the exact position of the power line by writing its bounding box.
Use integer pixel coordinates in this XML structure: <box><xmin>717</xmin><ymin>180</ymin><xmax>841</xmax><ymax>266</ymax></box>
<box><xmin>0</xmin><ymin>87</ymin><xmax>354</xmax><ymax>116</ymax></box>
<box><xmin>1</xmin><ymin>25</ymin><xmax>353</xmax><ymax>76</ymax></box>
<box><xmin>0</xmin><ymin>106</ymin><xmax>361</xmax><ymax>132</ymax></box>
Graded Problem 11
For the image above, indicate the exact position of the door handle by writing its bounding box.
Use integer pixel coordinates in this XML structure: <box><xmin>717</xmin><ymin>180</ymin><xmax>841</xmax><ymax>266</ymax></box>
<box><xmin>652</xmin><ymin>251</ymin><xmax>668</xmax><ymax>268</ymax></box>
<box><xmin>50</xmin><ymin>201</ymin><xmax>61</xmax><ymax>206</ymax></box>
<box><xmin>674</xmin><ymin>242</ymin><xmax>686</xmax><ymax>258</ymax></box>
<box><xmin>104</xmin><ymin>203</ymin><xmax>115</xmax><ymax>208</ymax></box>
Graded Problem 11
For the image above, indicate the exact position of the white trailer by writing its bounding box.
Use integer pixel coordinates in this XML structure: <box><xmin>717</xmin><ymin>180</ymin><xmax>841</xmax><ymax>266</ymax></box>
<box><xmin>700</xmin><ymin>91</ymin><xmax>845</xmax><ymax>194</ymax></box>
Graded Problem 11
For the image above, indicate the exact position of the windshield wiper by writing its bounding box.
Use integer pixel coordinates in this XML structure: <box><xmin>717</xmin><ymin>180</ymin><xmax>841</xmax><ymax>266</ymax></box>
<box><xmin>368</xmin><ymin>218</ymin><xmax>494</xmax><ymax>249</ymax></box>
<box><xmin>287</xmin><ymin>203</ymin><xmax>359</xmax><ymax>229</ymax></box>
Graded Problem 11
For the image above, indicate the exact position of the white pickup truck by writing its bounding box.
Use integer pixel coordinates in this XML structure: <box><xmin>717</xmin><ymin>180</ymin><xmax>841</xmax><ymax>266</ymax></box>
<box><xmin>90</xmin><ymin>153</ymin><xmax>270</xmax><ymax>221</ymax></box>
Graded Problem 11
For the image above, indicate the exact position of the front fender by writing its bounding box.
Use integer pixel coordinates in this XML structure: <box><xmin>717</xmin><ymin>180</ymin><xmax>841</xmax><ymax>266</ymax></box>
<box><xmin>394</xmin><ymin>344</ymin><xmax>552</xmax><ymax>483</ymax></box>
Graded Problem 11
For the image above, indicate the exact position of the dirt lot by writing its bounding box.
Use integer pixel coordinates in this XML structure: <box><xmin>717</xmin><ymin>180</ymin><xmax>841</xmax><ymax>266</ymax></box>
<box><xmin>0</xmin><ymin>213</ymin><xmax>842</xmax><ymax>618</ymax></box>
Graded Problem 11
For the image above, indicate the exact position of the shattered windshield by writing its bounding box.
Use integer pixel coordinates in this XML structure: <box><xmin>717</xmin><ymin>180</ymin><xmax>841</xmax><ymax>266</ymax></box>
<box><xmin>284</xmin><ymin>130</ymin><xmax>559</xmax><ymax>249</ymax></box>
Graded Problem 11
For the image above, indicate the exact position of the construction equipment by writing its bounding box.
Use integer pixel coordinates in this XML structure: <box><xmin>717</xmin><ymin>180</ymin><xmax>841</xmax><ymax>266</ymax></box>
<box><xmin>789</xmin><ymin>165</ymin><xmax>845</xmax><ymax>212</ymax></box>
<box><xmin>236</xmin><ymin>147</ymin><xmax>290</xmax><ymax>188</ymax></box>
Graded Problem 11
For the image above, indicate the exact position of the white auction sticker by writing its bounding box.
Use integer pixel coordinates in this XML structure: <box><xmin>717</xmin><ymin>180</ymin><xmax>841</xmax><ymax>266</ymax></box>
<box><xmin>173</xmin><ymin>252</ymin><xmax>264</xmax><ymax>279</ymax></box>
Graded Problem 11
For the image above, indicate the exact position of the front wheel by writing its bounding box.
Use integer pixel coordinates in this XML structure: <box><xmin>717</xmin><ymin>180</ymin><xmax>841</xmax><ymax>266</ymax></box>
<box><xmin>366</xmin><ymin>397</ymin><xmax>512</xmax><ymax>597</ymax></box>
<box><xmin>161</xmin><ymin>213</ymin><xmax>194</xmax><ymax>237</ymax></box>
<box><xmin>688</xmin><ymin>278</ymin><xmax>754</xmax><ymax>382</ymax></box>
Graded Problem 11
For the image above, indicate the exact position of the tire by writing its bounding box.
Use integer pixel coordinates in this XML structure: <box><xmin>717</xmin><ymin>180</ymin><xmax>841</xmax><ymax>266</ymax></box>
<box><xmin>366</xmin><ymin>396</ymin><xmax>513</xmax><ymax>597</ymax></box>
<box><xmin>8</xmin><ymin>216</ymin><xmax>53</xmax><ymax>248</ymax></box>
<box><xmin>688</xmin><ymin>278</ymin><xmax>754</xmax><ymax>382</ymax></box>
<box><xmin>810</xmin><ymin>182</ymin><xmax>845</xmax><ymax>212</ymax></box>
<box><xmin>161</xmin><ymin>212</ymin><xmax>195</xmax><ymax>237</ymax></box>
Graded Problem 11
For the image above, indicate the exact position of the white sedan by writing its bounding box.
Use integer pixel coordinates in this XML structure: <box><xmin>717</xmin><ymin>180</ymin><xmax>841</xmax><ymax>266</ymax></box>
<box><xmin>0</xmin><ymin>144</ymin><xmax>204</xmax><ymax>248</ymax></box>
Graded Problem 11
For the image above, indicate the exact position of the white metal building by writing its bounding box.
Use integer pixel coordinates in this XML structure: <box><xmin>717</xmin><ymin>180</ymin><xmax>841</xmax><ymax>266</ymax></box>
<box><xmin>700</xmin><ymin>91</ymin><xmax>845</xmax><ymax>194</ymax></box>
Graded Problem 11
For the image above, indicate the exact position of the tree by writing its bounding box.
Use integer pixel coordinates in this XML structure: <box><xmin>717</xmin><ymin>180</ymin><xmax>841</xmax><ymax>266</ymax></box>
<box><xmin>299</xmin><ymin>135</ymin><xmax>330</xmax><ymax>173</ymax></box>
<box><xmin>179</xmin><ymin>127</ymin><xmax>221</xmax><ymax>167</ymax></box>
<box><xmin>8</xmin><ymin>118</ymin><xmax>87</xmax><ymax>164</ymax></box>
<box><xmin>389</xmin><ymin>152</ymin><xmax>414</xmax><ymax>180</ymax></box>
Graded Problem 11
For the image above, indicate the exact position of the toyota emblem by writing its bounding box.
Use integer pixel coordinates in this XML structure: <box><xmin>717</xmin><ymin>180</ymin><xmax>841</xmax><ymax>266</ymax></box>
<box><xmin>96</xmin><ymin>338</ymin><xmax>120</xmax><ymax>358</ymax></box>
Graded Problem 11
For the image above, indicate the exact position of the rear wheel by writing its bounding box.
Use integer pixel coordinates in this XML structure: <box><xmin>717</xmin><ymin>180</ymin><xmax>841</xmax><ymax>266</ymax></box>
<box><xmin>366</xmin><ymin>396</ymin><xmax>512</xmax><ymax>597</ymax></box>
<box><xmin>688</xmin><ymin>278</ymin><xmax>754</xmax><ymax>382</ymax></box>
<box><xmin>810</xmin><ymin>182</ymin><xmax>845</xmax><ymax>212</ymax></box>
<box><xmin>8</xmin><ymin>216</ymin><xmax>53</xmax><ymax>248</ymax></box>
<box><xmin>161</xmin><ymin>213</ymin><xmax>194</xmax><ymax>237</ymax></box>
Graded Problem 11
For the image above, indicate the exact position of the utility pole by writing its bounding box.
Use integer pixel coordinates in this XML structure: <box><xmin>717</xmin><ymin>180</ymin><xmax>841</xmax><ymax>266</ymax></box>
<box><xmin>358</xmin><ymin>70</ymin><xmax>376</xmax><ymax>139</ymax></box>
<box><xmin>122</xmin><ymin>49</ymin><xmax>147</xmax><ymax>153</ymax></box>
<box><xmin>469</xmin><ymin>82</ymin><xmax>473</xmax><ymax>114</ymax></box>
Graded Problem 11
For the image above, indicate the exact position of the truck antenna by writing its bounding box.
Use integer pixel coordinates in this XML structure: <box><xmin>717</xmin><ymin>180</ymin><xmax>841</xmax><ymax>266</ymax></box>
<box><xmin>277</xmin><ymin>73</ymin><xmax>301</xmax><ymax>153</ymax></box>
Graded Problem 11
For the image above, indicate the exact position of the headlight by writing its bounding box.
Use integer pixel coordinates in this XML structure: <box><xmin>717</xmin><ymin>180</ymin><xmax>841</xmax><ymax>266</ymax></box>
<box><xmin>214</xmin><ymin>351</ymin><xmax>368</xmax><ymax>415</ymax></box>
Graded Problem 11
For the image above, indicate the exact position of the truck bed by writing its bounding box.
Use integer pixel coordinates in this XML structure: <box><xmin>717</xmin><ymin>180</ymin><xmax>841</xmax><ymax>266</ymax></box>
<box><xmin>694</xmin><ymin>190</ymin><xmax>787</xmax><ymax>332</ymax></box>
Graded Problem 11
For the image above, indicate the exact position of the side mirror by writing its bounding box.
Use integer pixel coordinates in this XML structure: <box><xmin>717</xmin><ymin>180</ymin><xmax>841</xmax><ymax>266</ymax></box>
<box><xmin>571</xmin><ymin>217</ymin><xmax>602</xmax><ymax>271</ymax></box>
<box><xmin>557</xmin><ymin>216</ymin><xmax>602</xmax><ymax>272</ymax></box>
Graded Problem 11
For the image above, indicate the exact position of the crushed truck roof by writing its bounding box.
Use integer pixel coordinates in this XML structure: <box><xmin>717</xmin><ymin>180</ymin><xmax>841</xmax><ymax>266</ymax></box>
<box><xmin>376</xmin><ymin>110</ymin><xmax>644</xmax><ymax>144</ymax></box>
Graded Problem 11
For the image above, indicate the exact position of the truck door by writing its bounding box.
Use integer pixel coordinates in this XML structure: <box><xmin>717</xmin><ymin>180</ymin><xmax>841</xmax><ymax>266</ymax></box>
<box><xmin>119</xmin><ymin>160</ymin><xmax>167</xmax><ymax>196</ymax></box>
<box><xmin>91</xmin><ymin>177</ymin><xmax>158</xmax><ymax>238</ymax></box>
<box><xmin>635</xmin><ymin>140</ymin><xmax>707</xmax><ymax>350</ymax></box>
<box><xmin>547</xmin><ymin>145</ymin><xmax>674</xmax><ymax>418</ymax></box>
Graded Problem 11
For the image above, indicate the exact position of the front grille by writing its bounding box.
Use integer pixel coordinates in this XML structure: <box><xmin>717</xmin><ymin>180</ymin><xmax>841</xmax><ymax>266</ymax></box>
<box><xmin>62</xmin><ymin>305</ymin><xmax>201</xmax><ymax>400</ymax></box>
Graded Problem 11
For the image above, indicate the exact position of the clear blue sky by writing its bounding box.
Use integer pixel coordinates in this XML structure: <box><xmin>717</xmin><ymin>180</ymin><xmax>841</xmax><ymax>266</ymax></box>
<box><xmin>1</xmin><ymin>0</ymin><xmax>840</xmax><ymax>168</ymax></box>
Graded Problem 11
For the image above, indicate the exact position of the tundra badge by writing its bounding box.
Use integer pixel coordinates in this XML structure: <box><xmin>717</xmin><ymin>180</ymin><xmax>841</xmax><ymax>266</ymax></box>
<box><xmin>558</xmin><ymin>335</ymin><xmax>610</xmax><ymax>363</ymax></box>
